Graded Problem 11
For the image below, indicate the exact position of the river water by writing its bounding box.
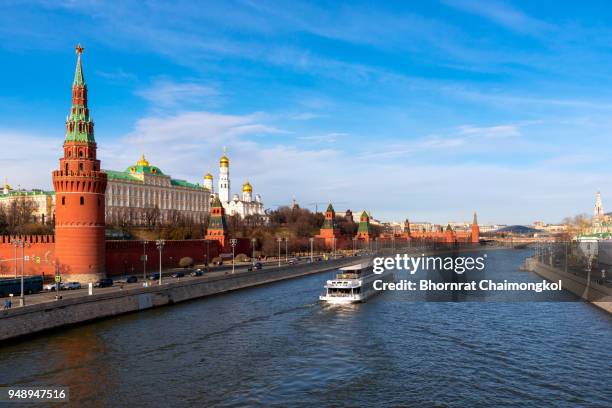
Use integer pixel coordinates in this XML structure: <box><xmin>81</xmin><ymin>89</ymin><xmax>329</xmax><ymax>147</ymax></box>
<box><xmin>1</xmin><ymin>249</ymin><xmax>611</xmax><ymax>407</ymax></box>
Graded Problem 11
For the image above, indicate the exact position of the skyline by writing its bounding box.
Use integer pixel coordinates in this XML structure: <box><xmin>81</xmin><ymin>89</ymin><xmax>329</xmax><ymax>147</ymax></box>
<box><xmin>2</xmin><ymin>1</ymin><xmax>612</xmax><ymax>224</ymax></box>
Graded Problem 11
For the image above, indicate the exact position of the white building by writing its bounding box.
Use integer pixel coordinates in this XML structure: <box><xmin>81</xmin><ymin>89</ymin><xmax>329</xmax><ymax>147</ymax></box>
<box><xmin>104</xmin><ymin>154</ymin><xmax>211</xmax><ymax>226</ymax></box>
<box><xmin>210</xmin><ymin>152</ymin><xmax>265</xmax><ymax>218</ymax></box>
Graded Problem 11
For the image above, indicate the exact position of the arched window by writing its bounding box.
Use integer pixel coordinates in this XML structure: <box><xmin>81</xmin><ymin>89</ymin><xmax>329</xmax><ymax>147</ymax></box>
<box><xmin>61</xmin><ymin>196</ymin><xmax>65</xmax><ymax>205</ymax></box>
<box><xmin>65</xmin><ymin>163</ymin><xmax>68</xmax><ymax>173</ymax></box>
<box><xmin>79</xmin><ymin>163</ymin><xmax>83</xmax><ymax>171</ymax></box>
<box><xmin>80</xmin><ymin>196</ymin><xmax>84</xmax><ymax>205</ymax></box>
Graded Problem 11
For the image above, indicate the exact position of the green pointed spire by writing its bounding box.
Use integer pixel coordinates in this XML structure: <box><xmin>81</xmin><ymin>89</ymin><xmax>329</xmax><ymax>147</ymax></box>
<box><xmin>357</xmin><ymin>211</ymin><xmax>370</xmax><ymax>233</ymax></box>
<box><xmin>73</xmin><ymin>44</ymin><xmax>85</xmax><ymax>86</ymax></box>
<box><xmin>65</xmin><ymin>44</ymin><xmax>95</xmax><ymax>144</ymax></box>
<box><xmin>326</xmin><ymin>203</ymin><xmax>334</xmax><ymax>213</ymax></box>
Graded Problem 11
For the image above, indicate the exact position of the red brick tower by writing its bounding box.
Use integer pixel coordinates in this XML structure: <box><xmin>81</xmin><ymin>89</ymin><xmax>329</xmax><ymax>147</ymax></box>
<box><xmin>471</xmin><ymin>211</ymin><xmax>480</xmax><ymax>244</ymax></box>
<box><xmin>316</xmin><ymin>203</ymin><xmax>342</xmax><ymax>248</ymax></box>
<box><xmin>205</xmin><ymin>196</ymin><xmax>228</xmax><ymax>249</ymax></box>
<box><xmin>355</xmin><ymin>211</ymin><xmax>371</xmax><ymax>243</ymax></box>
<box><xmin>52</xmin><ymin>45</ymin><xmax>108</xmax><ymax>283</ymax></box>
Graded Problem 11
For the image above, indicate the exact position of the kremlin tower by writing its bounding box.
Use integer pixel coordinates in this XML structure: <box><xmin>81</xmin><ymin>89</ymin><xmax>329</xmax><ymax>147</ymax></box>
<box><xmin>205</xmin><ymin>196</ymin><xmax>228</xmax><ymax>249</ymax></box>
<box><xmin>355</xmin><ymin>211</ymin><xmax>372</xmax><ymax>243</ymax></box>
<box><xmin>471</xmin><ymin>211</ymin><xmax>480</xmax><ymax>244</ymax></box>
<box><xmin>52</xmin><ymin>45</ymin><xmax>108</xmax><ymax>282</ymax></box>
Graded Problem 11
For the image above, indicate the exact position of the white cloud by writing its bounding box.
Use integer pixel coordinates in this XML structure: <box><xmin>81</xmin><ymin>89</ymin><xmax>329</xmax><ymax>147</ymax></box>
<box><xmin>135</xmin><ymin>79</ymin><xmax>218</xmax><ymax>109</ymax></box>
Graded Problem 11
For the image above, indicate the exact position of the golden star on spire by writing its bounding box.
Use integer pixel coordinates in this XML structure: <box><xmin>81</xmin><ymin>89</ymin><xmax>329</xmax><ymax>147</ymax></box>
<box><xmin>75</xmin><ymin>44</ymin><xmax>85</xmax><ymax>55</ymax></box>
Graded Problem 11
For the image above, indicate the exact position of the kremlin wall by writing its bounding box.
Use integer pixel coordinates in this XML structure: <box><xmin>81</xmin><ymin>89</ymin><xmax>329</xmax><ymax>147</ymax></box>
<box><xmin>0</xmin><ymin>46</ymin><xmax>479</xmax><ymax>283</ymax></box>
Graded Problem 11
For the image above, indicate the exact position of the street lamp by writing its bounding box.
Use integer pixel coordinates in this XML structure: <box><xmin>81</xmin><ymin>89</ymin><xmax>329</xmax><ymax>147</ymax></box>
<box><xmin>277</xmin><ymin>237</ymin><xmax>282</xmax><ymax>267</ymax></box>
<box><xmin>12</xmin><ymin>239</ymin><xmax>29</xmax><ymax>307</ymax></box>
<box><xmin>251</xmin><ymin>238</ymin><xmax>256</xmax><ymax>267</ymax></box>
<box><xmin>230</xmin><ymin>238</ymin><xmax>238</xmax><ymax>274</ymax></box>
<box><xmin>284</xmin><ymin>237</ymin><xmax>288</xmax><ymax>263</ymax></box>
<box><xmin>156</xmin><ymin>239</ymin><xmax>165</xmax><ymax>285</ymax></box>
<box><xmin>352</xmin><ymin>237</ymin><xmax>357</xmax><ymax>256</ymax></box>
<box><xmin>13</xmin><ymin>240</ymin><xmax>17</xmax><ymax>278</ymax></box>
<box><xmin>309</xmin><ymin>237</ymin><xmax>314</xmax><ymax>263</ymax></box>
<box><xmin>142</xmin><ymin>240</ymin><xmax>148</xmax><ymax>281</ymax></box>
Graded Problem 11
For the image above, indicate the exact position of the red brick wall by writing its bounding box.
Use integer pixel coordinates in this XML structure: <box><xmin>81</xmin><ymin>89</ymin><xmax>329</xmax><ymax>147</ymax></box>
<box><xmin>0</xmin><ymin>235</ymin><xmax>57</xmax><ymax>278</ymax></box>
<box><xmin>104</xmin><ymin>239</ymin><xmax>222</xmax><ymax>277</ymax></box>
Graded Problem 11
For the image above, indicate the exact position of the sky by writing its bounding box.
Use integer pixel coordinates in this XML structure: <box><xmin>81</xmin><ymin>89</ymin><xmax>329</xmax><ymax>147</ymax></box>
<box><xmin>2</xmin><ymin>0</ymin><xmax>612</xmax><ymax>225</ymax></box>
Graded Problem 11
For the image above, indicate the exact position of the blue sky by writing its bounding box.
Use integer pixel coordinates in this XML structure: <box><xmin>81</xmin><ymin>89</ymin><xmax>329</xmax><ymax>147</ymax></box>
<box><xmin>1</xmin><ymin>0</ymin><xmax>612</xmax><ymax>224</ymax></box>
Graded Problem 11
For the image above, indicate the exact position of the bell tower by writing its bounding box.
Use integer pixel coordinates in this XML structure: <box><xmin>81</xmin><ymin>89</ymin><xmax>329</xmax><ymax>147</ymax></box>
<box><xmin>52</xmin><ymin>45</ymin><xmax>108</xmax><ymax>282</ymax></box>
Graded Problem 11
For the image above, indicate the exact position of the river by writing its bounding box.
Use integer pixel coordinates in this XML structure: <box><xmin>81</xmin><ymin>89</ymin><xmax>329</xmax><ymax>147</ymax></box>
<box><xmin>0</xmin><ymin>248</ymin><xmax>610</xmax><ymax>407</ymax></box>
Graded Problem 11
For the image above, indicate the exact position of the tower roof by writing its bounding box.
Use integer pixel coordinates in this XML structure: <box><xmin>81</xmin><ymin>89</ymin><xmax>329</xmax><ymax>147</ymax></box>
<box><xmin>73</xmin><ymin>44</ymin><xmax>85</xmax><ymax>86</ymax></box>
<box><xmin>472</xmin><ymin>211</ymin><xmax>478</xmax><ymax>225</ymax></box>
<box><xmin>326</xmin><ymin>203</ymin><xmax>335</xmax><ymax>213</ymax></box>
<box><xmin>242</xmin><ymin>181</ymin><xmax>252</xmax><ymax>192</ymax></box>
<box><xmin>137</xmin><ymin>153</ymin><xmax>150</xmax><ymax>167</ymax></box>
<box><xmin>211</xmin><ymin>195</ymin><xmax>223</xmax><ymax>208</ymax></box>
<box><xmin>204</xmin><ymin>173</ymin><xmax>213</xmax><ymax>180</ymax></box>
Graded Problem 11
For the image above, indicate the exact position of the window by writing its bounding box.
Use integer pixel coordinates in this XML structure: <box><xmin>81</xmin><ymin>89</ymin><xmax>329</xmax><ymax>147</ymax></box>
<box><xmin>61</xmin><ymin>196</ymin><xmax>65</xmax><ymax>205</ymax></box>
<box><xmin>65</xmin><ymin>163</ymin><xmax>68</xmax><ymax>173</ymax></box>
<box><xmin>79</xmin><ymin>163</ymin><xmax>83</xmax><ymax>171</ymax></box>
<box><xmin>80</xmin><ymin>196</ymin><xmax>84</xmax><ymax>205</ymax></box>
<box><xmin>79</xmin><ymin>150</ymin><xmax>84</xmax><ymax>158</ymax></box>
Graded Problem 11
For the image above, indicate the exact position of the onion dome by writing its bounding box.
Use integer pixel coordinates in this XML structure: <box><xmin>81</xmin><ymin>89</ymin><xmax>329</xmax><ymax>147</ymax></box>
<box><xmin>220</xmin><ymin>154</ymin><xmax>229</xmax><ymax>167</ymax></box>
<box><xmin>137</xmin><ymin>153</ymin><xmax>150</xmax><ymax>167</ymax></box>
<box><xmin>242</xmin><ymin>181</ymin><xmax>252</xmax><ymax>192</ymax></box>
<box><xmin>204</xmin><ymin>173</ymin><xmax>213</xmax><ymax>180</ymax></box>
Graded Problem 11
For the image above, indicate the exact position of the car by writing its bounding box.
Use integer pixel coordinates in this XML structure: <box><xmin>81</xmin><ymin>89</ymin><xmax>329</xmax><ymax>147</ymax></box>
<box><xmin>44</xmin><ymin>282</ymin><xmax>65</xmax><ymax>291</ymax></box>
<box><xmin>171</xmin><ymin>272</ymin><xmax>185</xmax><ymax>278</ymax></box>
<box><xmin>149</xmin><ymin>273</ymin><xmax>160</xmax><ymax>280</ymax></box>
<box><xmin>288</xmin><ymin>257</ymin><xmax>299</xmax><ymax>265</ymax></box>
<box><xmin>126</xmin><ymin>276</ymin><xmax>138</xmax><ymax>283</ymax></box>
<box><xmin>65</xmin><ymin>282</ymin><xmax>81</xmax><ymax>290</ymax></box>
<box><xmin>190</xmin><ymin>270</ymin><xmax>203</xmax><ymax>277</ymax></box>
<box><xmin>94</xmin><ymin>278</ymin><xmax>113</xmax><ymax>288</ymax></box>
<box><xmin>248</xmin><ymin>262</ymin><xmax>263</xmax><ymax>271</ymax></box>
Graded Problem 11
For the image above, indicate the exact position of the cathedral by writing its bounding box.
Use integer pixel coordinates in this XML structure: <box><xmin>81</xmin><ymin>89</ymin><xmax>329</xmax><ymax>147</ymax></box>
<box><xmin>204</xmin><ymin>152</ymin><xmax>265</xmax><ymax>219</ymax></box>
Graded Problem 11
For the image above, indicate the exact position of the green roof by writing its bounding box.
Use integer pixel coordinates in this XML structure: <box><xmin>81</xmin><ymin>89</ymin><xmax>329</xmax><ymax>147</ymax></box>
<box><xmin>104</xmin><ymin>170</ymin><xmax>139</xmax><ymax>181</ymax></box>
<box><xmin>74</xmin><ymin>53</ymin><xmax>85</xmax><ymax>86</ymax></box>
<box><xmin>171</xmin><ymin>179</ymin><xmax>200</xmax><ymax>189</ymax></box>
<box><xmin>104</xmin><ymin>169</ymin><xmax>202</xmax><ymax>190</ymax></box>
<box><xmin>0</xmin><ymin>190</ymin><xmax>55</xmax><ymax>198</ymax></box>
<box><xmin>124</xmin><ymin>164</ymin><xmax>165</xmax><ymax>176</ymax></box>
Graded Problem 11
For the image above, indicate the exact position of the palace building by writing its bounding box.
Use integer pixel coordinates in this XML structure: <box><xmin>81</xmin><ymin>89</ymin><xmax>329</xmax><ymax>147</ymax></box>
<box><xmin>1</xmin><ymin>182</ymin><xmax>55</xmax><ymax>225</ymax></box>
<box><xmin>104</xmin><ymin>154</ymin><xmax>210</xmax><ymax>226</ymax></box>
<box><xmin>208</xmin><ymin>152</ymin><xmax>265</xmax><ymax>219</ymax></box>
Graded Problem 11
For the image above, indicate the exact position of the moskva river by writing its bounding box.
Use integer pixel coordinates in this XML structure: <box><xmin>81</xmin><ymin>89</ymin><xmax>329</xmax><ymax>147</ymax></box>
<box><xmin>1</xmin><ymin>249</ymin><xmax>611</xmax><ymax>407</ymax></box>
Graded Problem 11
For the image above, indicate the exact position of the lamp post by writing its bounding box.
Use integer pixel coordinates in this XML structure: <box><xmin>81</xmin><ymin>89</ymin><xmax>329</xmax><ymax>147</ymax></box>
<box><xmin>277</xmin><ymin>237</ymin><xmax>282</xmax><ymax>267</ymax></box>
<box><xmin>13</xmin><ymin>240</ymin><xmax>17</xmax><ymax>278</ymax></box>
<box><xmin>332</xmin><ymin>237</ymin><xmax>336</xmax><ymax>259</ymax></box>
<box><xmin>309</xmin><ymin>237</ymin><xmax>314</xmax><ymax>263</ymax></box>
<box><xmin>156</xmin><ymin>239</ymin><xmax>165</xmax><ymax>285</ymax></box>
<box><xmin>142</xmin><ymin>240</ymin><xmax>148</xmax><ymax>281</ymax></box>
<box><xmin>230</xmin><ymin>238</ymin><xmax>238</xmax><ymax>274</ymax></box>
<box><xmin>13</xmin><ymin>239</ymin><xmax>29</xmax><ymax>307</ymax></box>
<box><xmin>352</xmin><ymin>237</ymin><xmax>357</xmax><ymax>256</ymax></box>
<box><xmin>206</xmin><ymin>240</ymin><xmax>210</xmax><ymax>270</ymax></box>
<box><xmin>251</xmin><ymin>238</ymin><xmax>256</xmax><ymax>267</ymax></box>
<box><xmin>284</xmin><ymin>238</ymin><xmax>288</xmax><ymax>263</ymax></box>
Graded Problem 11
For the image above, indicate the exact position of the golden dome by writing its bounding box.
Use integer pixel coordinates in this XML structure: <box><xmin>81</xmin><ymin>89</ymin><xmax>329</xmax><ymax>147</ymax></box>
<box><xmin>220</xmin><ymin>154</ymin><xmax>229</xmax><ymax>167</ymax></box>
<box><xmin>242</xmin><ymin>181</ymin><xmax>252</xmax><ymax>192</ymax></box>
<box><xmin>137</xmin><ymin>153</ymin><xmax>150</xmax><ymax>167</ymax></box>
<box><xmin>204</xmin><ymin>173</ymin><xmax>213</xmax><ymax>180</ymax></box>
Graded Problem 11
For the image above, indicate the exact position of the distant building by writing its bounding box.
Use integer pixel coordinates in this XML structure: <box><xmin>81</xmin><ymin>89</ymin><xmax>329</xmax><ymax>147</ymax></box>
<box><xmin>210</xmin><ymin>151</ymin><xmax>265</xmax><ymax>219</ymax></box>
<box><xmin>104</xmin><ymin>154</ymin><xmax>211</xmax><ymax>226</ymax></box>
<box><xmin>0</xmin><ymin>183</ymin><xmax>55</xmax><ymax>224</ymax></box>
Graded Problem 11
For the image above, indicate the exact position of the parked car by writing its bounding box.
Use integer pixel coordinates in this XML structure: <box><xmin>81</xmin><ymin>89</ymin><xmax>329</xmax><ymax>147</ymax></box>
<box><xmin>65</xmin><ymin>282</ymin><xmax>82</xmax><ymax>290</ymax></box>
<box><xmin>94</xmin><ymin>278</ymin><xmax>113</xmax><ymax>288</ymax></box>
<box><xmin>126</xmin><ymin>276</ymin><xmax>138</xmax><ymax>283</ymax></box>
<box><xmin>44</xmin><ymin>282</ymin><xmax>65</xmax><ymax>291</ymax></box>
<box><xmin>190</xmin><ymin>270</ymin><xmax>203</xmax><ymax>277</ymax></box>
<box><xmin>149</xmin><ymin>273</ymin><xmax>160</xmax><ymax>280</ymax></box>
<box><xmin>171</xmin><ymin>271</ymin><xmax>185</xmax><ymax>278</ymax></box>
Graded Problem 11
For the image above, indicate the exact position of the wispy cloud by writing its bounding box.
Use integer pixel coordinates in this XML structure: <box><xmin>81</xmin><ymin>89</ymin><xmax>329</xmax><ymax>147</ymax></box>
<box><xmin>135</xmin><ymin>78</ymin><xmax>219</xmax><ymax>109</ymax></box>
<box><xmin>442</xmin><ymin>0</ymin><xmax>553</xmax><ymax>35</ymax></box>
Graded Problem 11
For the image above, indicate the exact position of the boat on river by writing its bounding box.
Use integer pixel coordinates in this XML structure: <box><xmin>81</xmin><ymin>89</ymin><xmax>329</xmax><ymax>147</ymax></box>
<box><xmin>319</xmin><ymin>260</ymin><xmax>394</xmax><ymax>304</ymax></box>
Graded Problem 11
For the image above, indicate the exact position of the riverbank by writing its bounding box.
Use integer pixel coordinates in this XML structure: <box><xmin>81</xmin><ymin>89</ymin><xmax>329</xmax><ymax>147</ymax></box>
<box><xmin>0</xmin><ymin>257</ymin><xmax>359</xmax><ymax>342</ymax></box>
<box><xmin>525</xmin><ymin>257</ymin><xmax>612</xmax><ymax>314</ymax></box>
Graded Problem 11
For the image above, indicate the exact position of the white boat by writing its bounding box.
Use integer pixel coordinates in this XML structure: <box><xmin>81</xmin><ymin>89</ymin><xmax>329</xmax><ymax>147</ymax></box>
<box><xmin>319</xmin><ymin>260</ymin><xmax>394</xmax><ymax>304</ymax></box>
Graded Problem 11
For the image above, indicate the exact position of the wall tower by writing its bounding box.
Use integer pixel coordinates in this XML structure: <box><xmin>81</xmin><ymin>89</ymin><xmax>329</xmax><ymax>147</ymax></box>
<box><xmin>52</xmin><ymin>45</ymin><xmax>108</xmax><ymax>282</ymax></box>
